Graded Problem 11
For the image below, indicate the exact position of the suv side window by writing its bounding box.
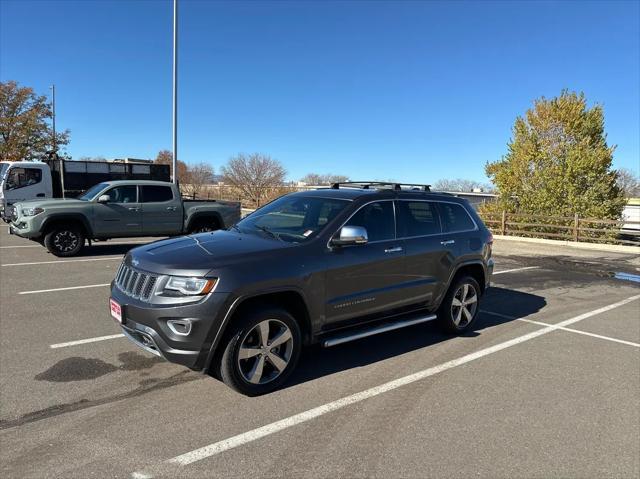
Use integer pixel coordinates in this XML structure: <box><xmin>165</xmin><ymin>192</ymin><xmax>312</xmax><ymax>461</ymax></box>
<box><xmin>438</xmin><ymin>202</ymin><xmax>476</xmax><ymax>233</ymax></box>
<box><xmin>345</xmin><ymin>201</ymin><xmax>395</xmax><ymax>242</ymax></box>
<box><xmin>396</xmin><ymin>201</ymin><xmax>441</xmax><ymax>237</ymax></box>
<box><xmin>5</xmin><ymin>168</ymin><xmax>42</xmax><ymax>190</ymax></box>
<box><xmin>105</xmin><ymin>185</ymin><xmax>137</xmax><ymax>203</ymax></box>
<box><xmin>141</xmin><ymin>185</ymin><xmax>173</xmax><ymax>202</ymax></box>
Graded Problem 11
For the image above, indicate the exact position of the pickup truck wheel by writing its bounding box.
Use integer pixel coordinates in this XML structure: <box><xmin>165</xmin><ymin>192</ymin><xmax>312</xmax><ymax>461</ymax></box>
<box><xmin>437</xmin><ymin>275</ymin><xmax>481</xmax><ymax>333</ymax></box>
<box><xmin>44</xmin><ymin>226</ymin><xmax>85</xmax><ymax>257</ymax></box>
<box><xmin>188</xmin><ymin>218</ymin><xmax>219</xmax><ymax>234</ymax></box>
<box><xmin>219</xmin><ymin>308</ymin><xmax>301</xmax><ymax>396</ymax></box>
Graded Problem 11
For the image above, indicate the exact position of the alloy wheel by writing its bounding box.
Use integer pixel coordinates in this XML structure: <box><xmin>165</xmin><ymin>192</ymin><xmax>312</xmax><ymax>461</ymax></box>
<box><xmin>237</xmin><ymin>319</ymin><xmax>293</xmax><ymax>385</ymax></box>
<box><xmin>451</xmin><ymin>283</ymin><xmax>478</xmax><ymax>327</ymax></box>
<box><xmin>53</xmin><ymin>231</ymin><xmax>79</xmax><ymax>253</ymax></box>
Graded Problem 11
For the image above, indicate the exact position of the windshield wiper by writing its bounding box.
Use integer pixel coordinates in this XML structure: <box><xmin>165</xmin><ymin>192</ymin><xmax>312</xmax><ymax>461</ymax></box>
<box><xmin>255</xmin><ymin>225</ymin><xmax>282</xmax><ymax>241</ymax></box>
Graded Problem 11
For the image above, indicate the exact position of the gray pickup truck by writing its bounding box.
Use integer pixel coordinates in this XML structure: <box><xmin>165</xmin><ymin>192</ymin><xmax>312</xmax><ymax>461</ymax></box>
<box><xmin>9</xmin><ymin>180</ymin><xmax>241</xmax><ymax>256</ymax></box>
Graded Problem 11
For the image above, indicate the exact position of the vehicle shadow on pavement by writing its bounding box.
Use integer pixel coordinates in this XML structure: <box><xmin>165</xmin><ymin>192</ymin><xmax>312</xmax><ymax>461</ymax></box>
<box><xmin>287</xmin><ymin>287</ymin><xmax>546</xmax><ymax>388</ymax></box>
<box><xmin>74</xmin><ymin>242</ymin><xmax>153</xmax><ymax>257</ymax></box>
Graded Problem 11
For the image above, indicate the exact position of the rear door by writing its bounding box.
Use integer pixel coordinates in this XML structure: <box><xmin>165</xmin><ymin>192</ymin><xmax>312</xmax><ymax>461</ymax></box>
<box><xmin>92</xmin><ymin>185</ymin><xmax>142</xmax><ymax>237</ymax></box>
<box><xmin>395</xmin><ymin>200</ymin><xmax>455</xmax><ymax>307</ymax></box>
<box><xmin>140</xmin><ymin>184</ymin><xmax>183</xmax><ymax>235</ymax></box>
<box><xmin>323</xmin><ymin>200</ymin><xmax>410</xmax><ymax>328</ymax></box>
<box><xmin>437</xmin><ymin>201</ymin><xmax>480</xmax><ymax>257</ymax></box>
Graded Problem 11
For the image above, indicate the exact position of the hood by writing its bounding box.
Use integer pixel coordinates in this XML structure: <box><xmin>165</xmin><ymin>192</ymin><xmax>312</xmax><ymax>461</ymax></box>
<box><xmin>15</xmin><ymin>198</ymin><xmax>86</xmax><ymax>209</ymax></box>
<box><xmin>126</xmin><ymin>230</ymin><xmax>291</xmax><ymax>276</ymax></box>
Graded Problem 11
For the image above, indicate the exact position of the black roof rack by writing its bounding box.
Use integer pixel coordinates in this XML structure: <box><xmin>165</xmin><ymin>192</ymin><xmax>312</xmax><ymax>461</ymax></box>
<box><xmin>330</xmin><ymin>181</ymin><xmax>431</xmax><ymax>192</ymax></box>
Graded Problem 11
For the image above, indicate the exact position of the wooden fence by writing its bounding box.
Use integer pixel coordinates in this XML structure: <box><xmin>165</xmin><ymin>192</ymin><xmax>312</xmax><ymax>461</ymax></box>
<box><xmin>479</xmin><ymin>211</ymin><xmax>640</xmax><ymax>246</ymax></box>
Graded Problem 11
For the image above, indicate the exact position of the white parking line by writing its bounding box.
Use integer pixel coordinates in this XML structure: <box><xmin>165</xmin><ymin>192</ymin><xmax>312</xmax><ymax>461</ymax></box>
<box><xmin>518</xmin><ymin>317</ymin><xmax>639</xmax><ymax>348</ymax></box>
<box><xmin>493</xmin><ymin>266</ymin><xmax>539</xmax><ymax>275</ymax></box>
<box><xmin>2</xmin><ymin>257</ymin><xmax>121</xmax><ymax>267</ymax></box>
<box><xmin>482</xmin><ymin>310</ymin><xmax>640</xmax><ymax>348</ymax></box>
<box><xmin>20</xmin><ymin>283</ymin><xmax>110</xmax><ymax>295</ymax></box>
<box><xmin>132</xmin><ymin>294</ymin><xmax>640</xmax><ymax>477</ymax></box>
<box><xmin>50</xmin><ymin>333</ymin><xmax>125</xmax><ymax>349</ymax></box>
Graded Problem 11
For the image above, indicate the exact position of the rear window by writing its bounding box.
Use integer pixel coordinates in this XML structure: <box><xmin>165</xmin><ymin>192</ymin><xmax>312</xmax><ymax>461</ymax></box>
<box><xmin>438</xmin><ymin>203</ymin><xmax>476</xmax><ymax>233</ymax></box>
<box><xmin>141</xmin><ymin>185</ymin><xmax>173</xmax><ymax>202</ymax></box>
<box><xmin>396</xmin><ymin>201</ymin><xmax>441</xmax><ymax>237</ymax></box>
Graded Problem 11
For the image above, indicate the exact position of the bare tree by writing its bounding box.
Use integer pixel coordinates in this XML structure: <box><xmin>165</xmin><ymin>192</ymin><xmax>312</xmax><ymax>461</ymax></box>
<box><xmin>154</xmin><ymin>150</ymin><xmax>189</xmax><ymax>183</ymax></box>
<box><xmin>1</xmin><ymin>80</ymin><xmax>69</xmax><ymax>160</ymax></box>
<box><xmin>183</xmin><ymin>162</ymin><xmax>215</xmax><ymax>198</ymax></box>
<box><xmin>616</xmin><ymin>168</ymin><xmax>640</xmax><ymax>198</ymax></box>
<box><xmin>221</xmin><ymin>153</ymin><xmax>286</xmax><ymax>206</ymax></box>
<box><xmin>433</xmin><ymin>178</ymin><xmax>494</xmax><ymax>193</ymax></box>
<box><xmin>300</xmin><ymin>173</ymin><xmax>349</xmax><ymax>185</ymax></box>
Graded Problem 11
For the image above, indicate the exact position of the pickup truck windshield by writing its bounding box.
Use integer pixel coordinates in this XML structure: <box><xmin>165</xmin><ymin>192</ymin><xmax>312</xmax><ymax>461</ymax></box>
<box><xmin>236</xmin><ymin>195</ymin><xmax>350</xmax><ymax>243</ymax></box>
<box><xmin>78</xmin><ymin>182</ymin><xmax>109</xmax><ymax>201</ymax></box>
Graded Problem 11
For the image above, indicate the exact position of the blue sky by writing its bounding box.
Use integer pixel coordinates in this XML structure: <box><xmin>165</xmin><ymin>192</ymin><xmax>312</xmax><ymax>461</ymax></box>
<box><xmin>1</xmin><ymin>0</ymin><xmax>638</xmax><ymax>183</ymax></box>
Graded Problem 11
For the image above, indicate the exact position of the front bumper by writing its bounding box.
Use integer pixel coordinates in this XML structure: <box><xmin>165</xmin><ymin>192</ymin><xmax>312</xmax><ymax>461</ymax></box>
<box><xmin>110</xmin><ymin>285</ymin><xmax>233</xmax><ymax>370</ymax></box>
<box><xmin>8</xmin><ymin>214</ymin><xmax>43</xmax><ymax>239</ymax></box>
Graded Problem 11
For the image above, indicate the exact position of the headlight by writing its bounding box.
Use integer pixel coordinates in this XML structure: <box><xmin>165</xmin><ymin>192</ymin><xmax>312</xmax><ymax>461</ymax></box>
<box><xmin>22</xmin><ymin>207</ymin><xmax>44</xmax><ymax>217</ymax></box>
<box><xmin>163</xmin><ymin>276</ymin><xmax>217</xmax><ymax>296</ymax></box>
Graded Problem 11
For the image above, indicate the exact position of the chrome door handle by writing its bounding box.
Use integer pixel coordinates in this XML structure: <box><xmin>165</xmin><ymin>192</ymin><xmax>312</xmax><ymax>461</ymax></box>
<box><xmin>384</xmin><ymin>246</ymin><xmax>403</xmax><ymax>253</ymax></box>
<box><xmin>127</xmin><ymin>207</ymin><xmax>139</xmax><ymax>211</ymax></box>
<box><xmin>166</xmin><ymin>206</ymin><xmax>177</xmax><ymax>211</ymax></box>
<box><xmin>440</xmin><ymin>240</ymin><xmax>455</xmax><ymax>246</ymax></box>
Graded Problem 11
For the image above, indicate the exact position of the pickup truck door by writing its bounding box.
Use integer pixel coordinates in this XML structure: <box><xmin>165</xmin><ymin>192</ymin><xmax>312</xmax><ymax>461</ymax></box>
<box><xmin>323</xmin><ymin>200</ymin><xmax>410</xmax><ymax>328</ymax></box>
<box><xmin>140</xmin><ymin>184</ymin><xmax>183</xmax><ymax>235</ymax></box>
<box><xmin>92</xmin><ymin>185</ymin><xmax>142</xmax><ymax>237</ymax></box>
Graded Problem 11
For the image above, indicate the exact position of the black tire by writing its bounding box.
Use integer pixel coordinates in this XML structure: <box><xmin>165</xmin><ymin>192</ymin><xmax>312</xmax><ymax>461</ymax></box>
<box><xmin>44</xmin><ymin>225</ymin><xmax>85</xmax><ymax>257</ymax></box>
<box><xmin>188</xmin><ymin>217</ymin><xmax>220</xmax><ymax>234</ymax></box>
<box><xmin>219</xmin><ymin>307</ymin><xmax>302</xmax><ymax>396</ymax></box>
<box><xmin>437</xmin><ymin>275</ymin><xmax>481</xmax><ymax>333</ymax></box>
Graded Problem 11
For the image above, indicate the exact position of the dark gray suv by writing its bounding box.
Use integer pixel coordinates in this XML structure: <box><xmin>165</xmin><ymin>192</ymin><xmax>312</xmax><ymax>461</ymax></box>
<box><xmin>109</xmin><ymin>182</ymin><xmax>494</xmax><ymax>395</ymax></box>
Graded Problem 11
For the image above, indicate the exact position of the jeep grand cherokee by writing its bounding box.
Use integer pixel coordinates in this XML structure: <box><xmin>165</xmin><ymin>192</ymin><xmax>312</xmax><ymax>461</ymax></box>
<box><xmin>109</xmin><ymin>182</ymin><xmax>494</xmax><ymax>396</ymax></box>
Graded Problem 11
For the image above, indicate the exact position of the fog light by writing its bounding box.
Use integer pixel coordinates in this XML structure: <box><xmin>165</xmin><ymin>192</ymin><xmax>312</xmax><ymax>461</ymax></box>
<box><xmin>167</xmin><ymin>319</ymin><xmax>192</xmax><ymax>336</ymax></box>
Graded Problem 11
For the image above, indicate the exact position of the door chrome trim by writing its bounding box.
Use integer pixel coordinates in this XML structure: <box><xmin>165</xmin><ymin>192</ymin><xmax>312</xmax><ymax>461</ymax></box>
<box><xmin>394</xmin><ymin>199</ymin><xmax>479</xmax><ymax>239</ymax></box>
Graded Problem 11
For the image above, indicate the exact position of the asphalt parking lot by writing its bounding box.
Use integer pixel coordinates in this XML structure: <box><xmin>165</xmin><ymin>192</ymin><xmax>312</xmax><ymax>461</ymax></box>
<box><xmin>1</xmin><ymin>228</ymin><xmax>639</xmax><ymax>478</ymax></box>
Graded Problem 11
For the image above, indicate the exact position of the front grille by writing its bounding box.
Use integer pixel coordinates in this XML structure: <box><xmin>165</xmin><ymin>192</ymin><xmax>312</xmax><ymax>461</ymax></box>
<box><xmin>115</xmin><ymin>263</ymin><xmax>158</xmax><ymax>301</ymax></box>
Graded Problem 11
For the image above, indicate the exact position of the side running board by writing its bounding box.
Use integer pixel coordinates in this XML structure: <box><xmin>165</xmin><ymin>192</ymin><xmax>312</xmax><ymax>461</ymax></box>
<box><xmin>322</xmin><ymin>313</ymin><xmax>437</xmax><ymax>348</ymax></box>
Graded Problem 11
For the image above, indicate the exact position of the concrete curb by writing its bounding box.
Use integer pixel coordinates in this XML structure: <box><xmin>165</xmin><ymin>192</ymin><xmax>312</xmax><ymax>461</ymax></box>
<box><xmin>493</xmin><ymin>235</ymin><xmax>639</xmax><ymax>254</ymax></box>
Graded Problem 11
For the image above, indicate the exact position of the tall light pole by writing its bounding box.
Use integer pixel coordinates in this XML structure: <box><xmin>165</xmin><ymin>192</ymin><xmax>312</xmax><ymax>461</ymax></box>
<box><xmin>50</xmin><ymin>84</ymin><xmax>65</xmax><ymax>198</ymax></box>
<box><xmin>172</xmin><ymin>0</ymin><xmax>178</xmax><ymax>184</ymax></box>
<box><xmin>50</xmin><ymin>85</ymin><xmax>56</xmax><ymax>156</ymax></box>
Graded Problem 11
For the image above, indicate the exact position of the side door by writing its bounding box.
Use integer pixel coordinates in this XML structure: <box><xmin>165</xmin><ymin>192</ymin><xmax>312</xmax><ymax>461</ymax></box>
<box><xmin>92</xmin><ymin>185</ymin><xmax>142</xmax><ymax>237</ymax></box>
<box><xmin>323</xmin><ymin>200</ymin><xmax>409</xmax><ymax>328</ymax></box>
<box><xmin>395</xmin><ymin>200</ymin><xmax>456</xmax><ymax>308</ymax></box>
<box><xmin>3</xmin><ymin>166</ymin><xmax>50</xmax><ymax>203</ymax></box>
<box><xmin>436</xmin><ymin>201</ymin><xmax>480</xmax><ymax>258</ymax></box>
<box><xmin>140</xmin><ymin>184</ymin><xmax>183</xmax><ymax>235</ymax></box>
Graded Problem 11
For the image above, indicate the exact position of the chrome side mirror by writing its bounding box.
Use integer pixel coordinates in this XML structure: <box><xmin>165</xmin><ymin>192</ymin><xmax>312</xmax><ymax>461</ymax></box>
<box><xmin>97</xmin><ymin>194</ymin><xmax>110</xmax><ymax>203</ymax></box>
<box><xmin>331</xmin><ymin>225</ymin><xmax>368</xmax><ymax>246</ymax></box>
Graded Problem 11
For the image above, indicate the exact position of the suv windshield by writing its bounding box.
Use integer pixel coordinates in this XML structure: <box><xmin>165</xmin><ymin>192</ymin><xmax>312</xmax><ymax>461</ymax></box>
<box><xmin>235</xmin><ymin>195</ymin><xmax>349</xmax><ymax>243</ymax></box>
<box><xmin>78</xmin><ymin>182</ymin><xmax>109</xmax><ymax>201</ymax></box>
<box><xmin>0</xmin><ymin>163</ymin><xmax>8</xmax><ymax>180</ymax></box>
